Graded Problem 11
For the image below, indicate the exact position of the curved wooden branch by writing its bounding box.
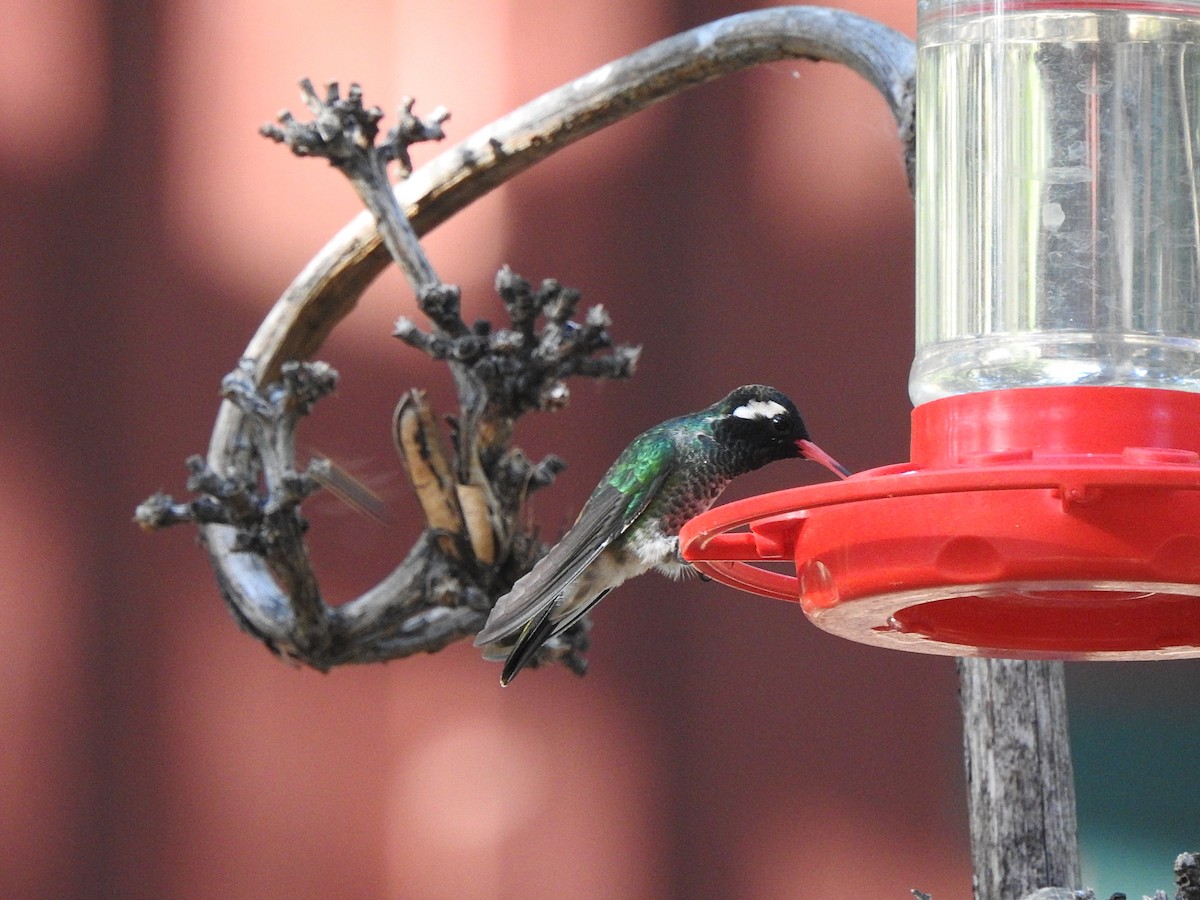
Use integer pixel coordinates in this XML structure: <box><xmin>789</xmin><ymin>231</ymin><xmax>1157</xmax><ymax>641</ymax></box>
<box><xmin>231</xmin><ymin>6</ymin><xmax>914</xmax><ymax>383</ymax></box>
<box><xmin>194</xmin><ymin>6</ymin><xmax>916</xmax><ymax>666</ymax></box>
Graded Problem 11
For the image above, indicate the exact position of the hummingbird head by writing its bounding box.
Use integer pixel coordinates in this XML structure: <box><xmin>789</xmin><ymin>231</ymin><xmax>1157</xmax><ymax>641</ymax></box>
<box><xmin>714</xmin><ymin>385</ymin><xmax>849</xmax><ymax>479</ymax></box>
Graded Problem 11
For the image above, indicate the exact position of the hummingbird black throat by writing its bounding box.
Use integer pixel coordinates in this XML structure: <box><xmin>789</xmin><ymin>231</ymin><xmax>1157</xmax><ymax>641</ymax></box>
<box><xmin>474</xmin><ymin>384</ymin><xmax>849</xmax><ymax>685</ymax></box>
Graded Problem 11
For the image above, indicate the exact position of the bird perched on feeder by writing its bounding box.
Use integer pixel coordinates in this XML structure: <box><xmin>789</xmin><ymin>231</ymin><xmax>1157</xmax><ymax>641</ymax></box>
<box><xmin>474</xmin><ymin>384</ymin><xmax>849</xmax><ymax>685</ymax></box>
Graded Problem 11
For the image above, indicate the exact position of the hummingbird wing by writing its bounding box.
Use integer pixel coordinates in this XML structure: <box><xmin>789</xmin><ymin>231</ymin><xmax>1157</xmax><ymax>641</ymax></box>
<box><xmin>474</xmin><ymin>431</ymin><xmax>676</xmax><ymax>648</ymax></box>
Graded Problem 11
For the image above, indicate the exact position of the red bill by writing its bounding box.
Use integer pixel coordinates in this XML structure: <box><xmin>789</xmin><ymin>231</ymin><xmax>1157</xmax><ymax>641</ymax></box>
<box><xmin>797</xmin><ymin>439</ymin><xmax>851</xmax><ymax>480</ymax></box>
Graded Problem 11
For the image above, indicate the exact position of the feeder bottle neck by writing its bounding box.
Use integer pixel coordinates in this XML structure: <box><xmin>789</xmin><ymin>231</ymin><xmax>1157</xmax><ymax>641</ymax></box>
<box><xmin>910</xmin><ymin>0</ymin><xmax>1200</xmax><ymax>407</ymax></box>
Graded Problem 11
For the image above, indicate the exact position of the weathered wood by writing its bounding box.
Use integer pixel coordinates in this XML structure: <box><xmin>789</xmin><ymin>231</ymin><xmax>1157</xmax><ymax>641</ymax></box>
<box><xmin>958</xmin><ymin>658</ymin><xmax>1081</xmax><ymax>900</ymax></box>
<box><xmin>178</xmin><ymin>7</ymin><xmax>915</xmax><ymax>669</ymax></box>
<box><xmin>216</xmin><ymin>7</ymin><xmax>915</xmax><ymax>387</ymax></box>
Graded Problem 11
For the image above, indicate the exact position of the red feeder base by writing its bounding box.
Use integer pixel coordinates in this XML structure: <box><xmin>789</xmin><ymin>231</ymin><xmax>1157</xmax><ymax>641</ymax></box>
<box><xmin>679</xmin><ymin>386</ymin><xmax>1200</xmax><ymax>660</ymax></box>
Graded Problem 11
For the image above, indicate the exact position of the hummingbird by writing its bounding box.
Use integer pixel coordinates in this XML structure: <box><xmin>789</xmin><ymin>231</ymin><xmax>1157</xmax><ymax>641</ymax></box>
<box><xmin>474</xmin><ymin>384</ymin><xmax>849</xmax><ymax>685</ymax></box>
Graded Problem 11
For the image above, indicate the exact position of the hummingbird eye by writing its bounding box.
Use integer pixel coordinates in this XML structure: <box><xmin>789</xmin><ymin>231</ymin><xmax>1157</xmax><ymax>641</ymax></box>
<box><xmin>769</xmin><ymin>413</ymin><xmax>791</xmax><ymax>434</ymax></box>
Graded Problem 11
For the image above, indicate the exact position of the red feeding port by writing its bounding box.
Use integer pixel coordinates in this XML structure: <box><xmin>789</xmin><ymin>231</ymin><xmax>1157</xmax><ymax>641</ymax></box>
<box><xmin>680</xmin><ymin>386</ymin><xmax>1200</xmax><ymax>660</ymax></box>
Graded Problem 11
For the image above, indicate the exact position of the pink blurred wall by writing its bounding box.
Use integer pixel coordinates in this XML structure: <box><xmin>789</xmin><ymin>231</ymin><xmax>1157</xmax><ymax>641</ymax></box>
<box><xmin>0</xmin><ymin>0</ymin><xmax>972</xmax><ymax>896</ymax></box>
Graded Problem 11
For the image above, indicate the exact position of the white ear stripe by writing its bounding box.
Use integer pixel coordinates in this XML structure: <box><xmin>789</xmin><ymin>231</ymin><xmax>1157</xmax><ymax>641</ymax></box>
<box><xmin>732</xmin><ymin>399</ymin><xmax>788</xmax><ymax>420</ymax></box>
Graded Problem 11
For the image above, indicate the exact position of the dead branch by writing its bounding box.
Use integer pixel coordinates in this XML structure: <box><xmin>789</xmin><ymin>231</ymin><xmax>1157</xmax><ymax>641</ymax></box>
<box><xmin>137</xmin><ymin>7</ymin><xmax>916</xmax><ymax>672</ymax></box>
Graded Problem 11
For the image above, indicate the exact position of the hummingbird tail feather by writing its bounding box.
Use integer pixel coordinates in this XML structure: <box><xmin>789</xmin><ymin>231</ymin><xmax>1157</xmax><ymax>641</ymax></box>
<box><xmin>500</xmin><ymin>603</ymin><xmax>558</xmax><ymax>686</ymax></box>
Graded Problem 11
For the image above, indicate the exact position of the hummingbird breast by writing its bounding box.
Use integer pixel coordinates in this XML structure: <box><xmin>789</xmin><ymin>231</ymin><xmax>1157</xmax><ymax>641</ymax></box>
<box><xmin>641</xmin><ymin>459</ymin><xmax>734</xmax><ymax>540</ymax></box>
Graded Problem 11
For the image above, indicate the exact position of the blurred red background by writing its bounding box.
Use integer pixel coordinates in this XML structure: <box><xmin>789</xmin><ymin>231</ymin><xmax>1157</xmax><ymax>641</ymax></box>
<box><xmin>5</xmin><ymin>0</ymin><xmax>1002</xmax><ymax>896</ymax></box>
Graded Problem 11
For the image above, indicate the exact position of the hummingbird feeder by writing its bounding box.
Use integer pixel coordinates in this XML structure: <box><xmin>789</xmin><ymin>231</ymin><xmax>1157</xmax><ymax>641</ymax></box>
<box><xmin>681</xmin><ymin>0</ymin><xmax>1200</xmax><ymax>659</ymax></box>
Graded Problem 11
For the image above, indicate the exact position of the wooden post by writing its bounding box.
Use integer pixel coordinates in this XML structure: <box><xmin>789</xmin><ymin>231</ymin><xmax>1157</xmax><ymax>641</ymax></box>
<box><xmin>958</xmin><ymin>658</ymin><xmax>1082</xmax><ymax>900</ymax></box>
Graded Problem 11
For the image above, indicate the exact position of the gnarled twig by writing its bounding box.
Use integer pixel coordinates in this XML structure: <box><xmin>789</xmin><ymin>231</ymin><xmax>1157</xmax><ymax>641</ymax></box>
<box><xmin>140</xmin><ymin>7</ymin><xmax>916</xmax><ymax>671</ymax></box>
